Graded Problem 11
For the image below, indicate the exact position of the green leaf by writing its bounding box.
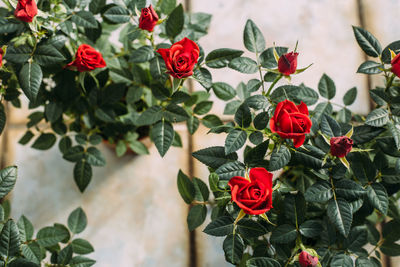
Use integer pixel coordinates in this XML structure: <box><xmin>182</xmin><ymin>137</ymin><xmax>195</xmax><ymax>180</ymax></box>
<box><xmin>381</xmin><ymin>40</ymin><xmax>400</xmax><ymax>64</ymax></box>
<box><xmin>318</xmin><ymin>73</ymin><xmax>336</xmax><ymax>100</ymax></box>
<box><xmin>299</xmin><ymin>220</ymin><xmax>323</xmax><ymax>238</ymax></box>
<box><xmin>297</xmin><ymin>85</ymin><xmax>319</xmax><ymax>105</ymax></box>
<box><xmin>246</xmin><ymin>257</ymin><xmax>281</xmax><ymax>267</ymax></box>
<box><xmin>387</xmin><ymin>121</ymin><xmax>400</xmax><ymax>150</ymax></box>
<box><xmin>305</xmin><ymin>180</ymin><xmax>333</xmax><ymax>202</ymax></box>
<box><xmin>235</xmin><ymin>103</ymin><xmax>251</xmax><ymax>128</ymax></box>
<box><xmin>335</xmin><ymin>179</ymin><xmax>366</xmax><ymax>200</ymax></box>
<box><xmin>353</xmin><ymin>125</ymin><xmax>385</xmax><ymax>144</ymax></box>
<box><xmin>194</xmin><ymin>101</ymin><xmax>213</xmax><ymax>115</ymax></box>
<box><xmin>383</xmin><ymin>220</ymin><xmax>400</xmax><ymax>243</ymax></box>
<box><xmin>327</xmin><ymin>198</ymin><xmax>352</xmax><ymax>237</ymax></box>
<box><xmin>270</xmin><ymin>224</ymin><xmax>297</xmax><ymax>244</ymax></box>
<box><xmin>366</xmin><ymin>183</ymin><xmax>388</xmax><ymax>215</ymax></box>
<box><xmin>365</xmin><ymin>108</ymin><xmax>389</xmax><ymax>127</ymax></box>
<box><xmin>313</xmin><ymin>102</ymin><xmax>333</xmax><ymax>122</ymax></box>
<box><xmin>128</xmin><ymin>140</ymin><xmax>149</xmax><ymax>155</ymax></box>
<box><xmin>19</xmin><ymin>62</ymin><xmax>43</xmax><ymax>102</ymax></box>
<box><xmin>129</xmin><ymin>46</ymin><xmax>154</xmax><ymax>63</ymax></box>
<box><xmin>33</xmin><ymin>45</ymin><xmax>65</xmax><ymax>66</ymax></box>
<box><xmin>89</xmin><ymin>0</ymin><xmax>105</xmax><ymax>14</ymax></box>
<box><xmin>320</xmin><ymin>114</ymin><xmax>341</xmax><ymax>137</ymax></box>
<box><xmin>187</xmin><ymin>205</ymin><xmax>207</xmax><ymax>231</ymax></box>
<box><xmin>352</xmin><ymin>26</ymin><xmax>382</xmax><ymax>57</ymax></box>
<box><xmin>186</xmin><ymin>116</ymin><xmax>200</xmax><ymax>135</ymax></box>
<box><xmin>370</xmin><ymin>89</ymin><xmax>389</xmax><ymax>106</ymax></box>
<box><xmin>17</xmin><ymin>215</ymin><xmax>34</xmax><ymax>242</ymax></box>
<box><xmin>380</xmin><ymin>241</ymin><xmax>400</xmax><ymax>256</ymax></box>
<box><xmin>215</xmin><ymin>161</ymin><xmax>246</xmax><ymax>180</ymax></box>
<box><xmin>70</xmin><ymin>256</ymin><xmax>96</xmax><ymax>267</ymax></box>
<box><xmin>192</xmin><ymin>146</ymin><xmax>238</xmax><ymax>170</ymax></box>
<box><xmin>193</xmin><ymin>68</ymin><xmax>212</xmax><ymax>90</ymax></box>
<box><xmin>330</xmin><ymin>253</ymin><xmax>353</xmax><ymax>267</ymax></box>
<box><xmin>104</xmin><ymin>5</ymin><xmax>130</xmax><ymax>24</ymax></box>
<box><xmin>71</xmin><ymin>11</ymin><xmax>97</xmax><ymax>29</ymax></box>
<box><xmin>343</xmin><ymin>87</ymin><xmax>357</xmax><ymax>106</ymax></box>
<box><xmin>349</xmin><ymin>153</ymin><xmax>376</xmax><ymax>183</ymax></box>
<box><xmin>0</xmin><ymin>166</ymin><xmax>17</xmax><ymax>199</ymax></box>
<box><xmin>164</xmin><ymin>104</ymin><xmax>190</xmax><ymax>122</ymax></box>
<box><xmin>203</xmin><ymin>216</ymin><xmax>233</xmax><ymax>237</ymax></box>
<box><xmin>357</xmin><ymin>61</ymin><xmax>383</xmax><ymax>74</ymax></box>
<box><xmin>212</xmin><ymin>82</ymin><xmax>236</xmax><ymax>100</ymax></box>
<box><xmin>85</xmin><ymin>147</ymin><xmax>106</xmax><ymax>166</ymax></box>
<box><xmin>269</xmin><ymin>145</ymin><xmax>291</xmax><ymax>171</ymax></box>
<box><xmin>338</xmin><ymin>108</ymin><xmax>352</xmax><ymax>123</ymax></box>
<box><xmin>151</xmin><ymin>120</ymin><xmax>174</xmax><ymax>157</ymax></box>
<box><xmin>228</xmin><ymin>57</ymin><xmax>258</xmax><ymax>74</ymax></box>
<box><xmin>22</xmin><ymin>242</ymin><xmax>42</xmax><ymax>264</ymax></box>
<box><xmin>243</xmin><ymin>19</ymin><xmax>265</xmax><ymax>53</ymax></box>
<box><xmin>45</xmin><ymin>102</ymin><xmax>63</xmax><ymax>123</ymax></box>
<box><xmin>260</xmin><ymin>47</ymin><xmax>288</xmax><ymax>69</ymax></box>
<box><xmin>0</xmin><ymin>105</ymin><xmax>5</xmax><ymax>136</ymax></box>
<box><xmin>224</xmin><ymin>100</ymin><xmax>242</xmax><ymax>115</ymax></box>
<box><xmin>223</xmin><ymin>234</ymin><xmax>244</xmax><ymax>265</ymax></box>
<box><xmin>58</xmin><ymin>245</ymin><xmax>73</xmax><ymax>265</ymax></box>
<box><xmin>177</xmin><ymin>170</ymin><xmax>195</xmax><ymax>204</ymax></box>
<box><xmin>4</xmin><ymin>45</ymin><xmax>32</xmax><ymax>64</ymax></box>
<box><xmin>31</xmin><ymin>133</ymin><xmax>56</xmax><ymax>150</ymax></box>
<box><xmin>254</xmin><ymin>112</ymin><xmax>269</xmax><ymax>130</ymax></box>
<box><xmin>237</xmin><ymin>219</ymin><xmax>267</xmax><ymax>238</ymax></box>
<box><xmin>205</xmin><ymin>48</ymin><xmax>244</xmax><ymax>69</ymax></box>
<box><xmin>71</xmin><ymin>239</ymin><xmax>94</xmax><ymax>255</ymax></box>
<box><xmin>9</xmin><ymin>259</ymin><xmax>40</xmax><ymax>267</ymax></box>
<box><xmin>166</xmin><ymin>4</ymin><xmax>184</xmax><ymax>39</ymax></box>
<box><xmin>68</xmin><ymin>207</ymin><xmax>87</xmax><ymax>234</ymax></box>
<box><xmin>74</xmin><ymin>161</ymin><xmax>92</xmax><ymax>193</ymax></box>
<box><xmin>202</xmin><ymin>115</ymin><xmax>223</xmax><ymax>128</ymax></box>
<box><xmin>245</xmin><ymin>95</ymin><xmax>270</xmax><ymax>110</ymax></box>
<box><xmin>225</xmin><ymin>129</ymin><xmax>247</xmax><ymax>154</ymax></box>
<box><xmin>193</xmin><ymin>178</ymin><xmax>209</xmax><ymax>202</ymax></box>
<box><xmin>0</xmin><ymin>220</ymin><xmax>20</xmax><ymax>259</ymax></box>
<box><xmin>346</xmin><ymin>226</ymin><xmax>368</xmax><ymax>252</ymax></box>
<box><xmin>160</xmin><ymin>0</ymin><xmax>176</xmax><ymax>14</ymax></box>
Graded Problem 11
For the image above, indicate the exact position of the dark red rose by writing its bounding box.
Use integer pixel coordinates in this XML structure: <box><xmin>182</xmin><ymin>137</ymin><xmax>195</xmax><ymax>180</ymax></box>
<box><xmin>391</xmin><ymin>53</ymin><xmax>400</xmax><ymax>78</ymax></box>
<box><xmin>157</xmin><ymin>37</ymin><xmax>200</xmax><ymax>79</ymax></box>
<box><xmin>228</xmin><ymin>168</ymin><xmax>273</xmax><ymax>215</ymax></box>
<box><xmin>0</xmin><ymin>48</ymin><xmax>3</xmax><ymax>67</ymax></box>
<box><xmin>330</xmin><ymin>136</ymin><xmax>353</xmax><ymax>158</ymax></box>
<box><xmin>14</xmin><ymin>0</ymin><xmax>37</xmax><ymax>23</ymax></box>
<box><xmin>278</xmin><ymin>52</ymin><xmax>298</xmax><ymax>75</ymax></box>
<box><xmin>299</xmin><ymin>251</ymin><xmax>319</xmax><ymax>267</ymax></box>
<box><xmin>67</xmin><ymin>44</ymin><xmax>106</xmax><ymax>72</ymax></box>
<box><xmin>139</xmin><ymin>5</ymin><xmax>159</xmax><ymax>32</ymax></box>
<box><xmin>270</xmin><ymin>99</ymin><xmax>312</xmax><ymax>148</ymax></box>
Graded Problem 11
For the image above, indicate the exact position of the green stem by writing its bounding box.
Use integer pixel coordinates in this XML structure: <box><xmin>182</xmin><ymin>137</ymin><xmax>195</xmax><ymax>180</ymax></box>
<box><xmin>265</xmin><ymin>74</ymin><xmax>282</xmax><ymax>97</ymax></box>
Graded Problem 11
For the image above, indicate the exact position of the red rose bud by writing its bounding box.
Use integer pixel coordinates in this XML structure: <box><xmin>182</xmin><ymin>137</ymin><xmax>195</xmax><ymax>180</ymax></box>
<box><xmin>330</xmin><ymin>136</ymin><xmax>353</xmax><ymax>158</ymax></box>
<box><xmin>14</xmin><ymin>0</ymin><xmax>37</xmax><ymax>23</ymax></box>
<box><xmin>391</xmin><ymin>53</ymin><xmax>400</xmax><ymax>78</ymax></box>
<box><xmin>139</xmin><ymin>5</ymin><xmax>159</xmax><ymax>32</ymax></box>
<box><xmin>0</xmin><ymin>48</ymin><xmax>3</xmax><ymax>67</ymax></box>
<box><xmin>228</xmin><ymin>168</ymin><xmax>273</xmax><ymax>215</ymax></box>
<box><xmin>270</xmin><ymin>99</ymin><xmax>312</xmax><ymax>148</ymax></box>
<box><xmin>157</xmin><ymin>37</ymin><xmax>200</xmax><ymax>79</ymax></box>
<box><xmin>278</xmin><ymin>52</ymin><xmax>298</xmax><ymax>75</ymax></box>
<box><xmin>299</xmin><ymin>251</ymin><xmax>319</xmax><ymax>267</ymax></box>
<box><xmin>67</xmin><ymin>44</ymin><xmax>106</xmax><ymax>72</ymax></box>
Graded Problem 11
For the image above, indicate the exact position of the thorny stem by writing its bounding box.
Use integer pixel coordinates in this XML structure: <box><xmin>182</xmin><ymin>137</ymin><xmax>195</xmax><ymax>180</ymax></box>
<box><xmin>265</xmin><ymin>74</ymin><xmax>282</xmax><ymax>97</ymax></box>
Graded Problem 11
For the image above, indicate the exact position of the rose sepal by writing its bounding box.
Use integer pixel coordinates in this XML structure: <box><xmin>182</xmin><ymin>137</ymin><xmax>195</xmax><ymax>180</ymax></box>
<box><xmin>233</xmin><ymin>209</ymin><xmax>246</xmax><ymax>225</ymax></box>
<box><xmin>294</xmin><ymin>63</ymin><xmax>313</xmax><ymax>74</ymax></box>
<box><xmin>260</xmin><ymin>213</ymin><xmax>276</xmax><ymax>226</ymax></box>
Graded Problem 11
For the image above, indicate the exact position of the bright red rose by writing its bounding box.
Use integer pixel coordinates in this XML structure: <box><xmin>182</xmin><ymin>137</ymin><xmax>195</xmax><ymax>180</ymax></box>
<box><xmin>270</xmin><ymin>99</ymin><xmax>312</xmax><ymax>148</ymax></box>
<box><xmin>228</xmin><ymin>168</ymin><xmax>273</xmax><ymax>215</ymax></box>
<box><xmin>0</xmin><ymin>48</ymin><xmax>3</xmax><ymax>67</ymax></box>
<box><xmin>67</xmin><ymin>44</ymin><xmax>106</xmax><ymax>72</ymax></box>
<box><xmin>330</xmin><ymin>136</ymin><xmax>353</xmax><ymax>158</ymax></box>
<box><xmin>391</xmin><ymin>53</ymin><xmax>400</xmax><ymax>78</ymax></box>
<box><xmin>139</xmin><ymin>5</ymin><xmax>159</xmax><ymax>32</ymax></box>
<box><xmin>14</xmin><ymin>0</ymin><xmax>37</xmax><ymax>23</ymax></box>
<box><xmin>278</xmin><ymin>52</ymin><xmax>298</xmax><ymax>75</ymax></box>
<box><xmin>157</xmin><ymin>37</ymin><xmax>200</xmax><ymax>79</ymax></box>
<box><xmin>299</xmin><ymin>251</ymin><xmax>319</xmax><ymax>267</ymax></box>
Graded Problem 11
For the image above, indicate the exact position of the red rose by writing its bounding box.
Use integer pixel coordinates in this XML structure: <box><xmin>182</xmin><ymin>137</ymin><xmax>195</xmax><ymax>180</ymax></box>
<box><xmin>278</xmin><ymin>51</ymin><xmax>298</xmax><ymax>75</ymax></box>
<box><xmin>270</xmin><ymin>99</ymin><xmax>312</xmax><ymax>148</ymax></box>
<box><xmin>157</xmin><ymin>37</ymin><xmax>200</xmax><ymax>79</ymax></box>
<box><xmin>67</xmin><ymin>44</ymin><xmax>106</xmax><ymax>72</ymax></box>
<box><xmin>391</xmin><ymin>53</ymin><xmax>400</xmax><ymax>78</ymax></box>
<box><xmin>0</xmin><ymin>48</ymin><xmax>3</xmax><ymax>67</ymax></box>
<box><xmin>299</xmin><ymin>251</ymin><xmax>319</xmax><ymax>267</ymax></box>
<box><xmin>330</xmin><ymin>136</ymin><xmax>353</xmax><ymax>158</ymax></box>
<box><xmin>139</xmin><ymin>5</ymin><xmax>159</xmax><ymax>32</ymax></box>
<box><xmin>14</xmin><ymin>0</ymin><xmax>37</xmax><ymax>23</ymax></box>
<box><xmin>228</xmin><ymin>168</ymin><xmax>273</xmax><ymax>215</ymax></box>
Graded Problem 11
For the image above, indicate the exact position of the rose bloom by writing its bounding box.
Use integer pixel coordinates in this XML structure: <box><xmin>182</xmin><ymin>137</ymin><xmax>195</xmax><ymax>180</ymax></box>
<box><xmin>330</xmin><ymin>136</ymin><xmax>353</xmax><ymax>158</ymax></box>
<box><xmin>278</xmin><ymin>51</ymin><xmax>298</xmax><ymax>75</ymax></box>
<box><xmin>0</xmin><ymin>48</ymin><xmax>3</xmax><ymax>67</ymax></box>
<box><xmin>67</xmin><ymin>44</ymin><xmax>106</xmax><ymax>72</ymax></box>
<box><xmin>139</xmin><ymin>5</ymin><xmax>159</xmax><ymax>32</ymax></box>
<box><xmin>299</xmin><ymin>251</ymin><xmax>319</xmax><ymax>267</ymax></box>
<box><xmin>228</xmin><ymin>168</ymin><xmax>273</xmax><ymax>215</ymax></box>
<box><xmin>391</xmin><ymin>53</ymin><xmax>400</xmax><ymax>78</ymax></box>
<box><xmin>270</xmin><ymin>99</ymin><xmax>312</xmax><ymax>148</ymax></box>
<box><xmin>157</xmin><ymin>37</ymin><xmax>200</xmax><ymax>79</ymax></box>
<box><xmin>14</xmin><ymin>0</ymin><xmax>37</xmax><ymax>23</ymax></box>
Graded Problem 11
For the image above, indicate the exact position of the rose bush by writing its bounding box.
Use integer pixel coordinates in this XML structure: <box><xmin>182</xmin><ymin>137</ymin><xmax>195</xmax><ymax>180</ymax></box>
<box><xmin>0</xmin><ymin>0</ymin><xmax>217</xmax><ymax>192</ymax></box>
<box><xmin>177</xmin><ymin>20</ymin><xmax>400</xmax><ymax>267</ymax></box>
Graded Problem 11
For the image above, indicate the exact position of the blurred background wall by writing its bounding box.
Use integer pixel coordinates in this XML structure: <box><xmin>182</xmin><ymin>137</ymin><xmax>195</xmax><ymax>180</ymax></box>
<box><xmin>1</xmin><ymin>0</ymin><xmax>400</xmax><ymax>266</ymax></box>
